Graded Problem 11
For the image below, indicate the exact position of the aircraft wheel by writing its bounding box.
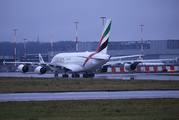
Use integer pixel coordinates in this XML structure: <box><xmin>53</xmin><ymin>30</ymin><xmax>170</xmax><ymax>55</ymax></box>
<box><xmin>62</xmin><ymin>74</ymin><xmax>68</xmax><ymax>78</ymax></box>
<box><xmin>54</xmin><ymin>74</ymin><xmax>58</xmax><ymax>77</ymax></box>
<box><xmin>83</xmin><ymin>73</ymin><xmax>94</xmax><ymax>78</ymax></box>
<box><xmin>92</xmin><ymin>73</ymin><xmax>95</xmax><ymax>77</ymax></box>
<box><xmin>72</xmin><ymin>73</ymin><xmax>80</xmax><ymax>78</ymax></box>
<box><xmin>83</xmin><ymin>74</ymin><xmax>87</xmax><ymax>78</ymax></box>
<box><xmin>72</xmin><ymin>74</ymin><xmax>75</xmax><ymax>78</ymax></box>
<box><xmin>89</xmin><ymin>73</ymin><xmax>94</xmax><ymax>78</ymax></box>
<box><xmin>54</xmin><ymin>71</ymin><xmax>58</xmax><ymax>77</ymax></box>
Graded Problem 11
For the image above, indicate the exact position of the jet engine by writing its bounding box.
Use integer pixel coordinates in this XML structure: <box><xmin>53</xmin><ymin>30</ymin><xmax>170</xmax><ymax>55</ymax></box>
<box><xmin>35</xmin><ymin>66</ymin><xmax>46</xmax><ymax>75</ymax></box>
<box><xmin>18</xmin><ymin>64</ymin><xmax>29</xmax><ymax>73</ymax></box>
<box><xmin>124</xmin><ymin>63</ymin><xmax>137</xmax><ymax>71</ymax></box>
<box><xmin>96</xmin><ymin>66</ymin><xmax>108</xmax><ymax>73</ymax></box>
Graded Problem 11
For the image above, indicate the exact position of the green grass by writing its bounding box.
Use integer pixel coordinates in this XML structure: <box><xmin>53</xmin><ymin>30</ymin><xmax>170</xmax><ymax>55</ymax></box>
<box><xmin>0</xmin><ymin>98</ymin><xmax>179</xmax><ymax>120</ymax></box>
<box><xmin>0</xmin><ymin>77</ymin><xmax>179</xmax><ymax>93</ymax></box>
<box><xmin>1</xmin><ymin>77</ymin><xmax>179</xmax><ymax>119</ymax></box>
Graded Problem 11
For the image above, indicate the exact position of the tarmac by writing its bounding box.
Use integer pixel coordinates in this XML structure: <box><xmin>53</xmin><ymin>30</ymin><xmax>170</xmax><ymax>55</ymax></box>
<box><xmin>0</xmin><ymin>72</ymin><xmax>179</xmax><ymax>80</ymax></box>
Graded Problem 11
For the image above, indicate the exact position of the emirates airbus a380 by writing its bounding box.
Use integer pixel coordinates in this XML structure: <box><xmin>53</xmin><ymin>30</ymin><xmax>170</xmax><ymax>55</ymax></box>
<box><xmin>4</xmin><ymin>19</ymin><xmax>113</xmax><ymax>78</ymax></box>
<box><xmin>5</xmin><ymin>19</ymin><xmax>165</xmax><ymax>77</ymax></box>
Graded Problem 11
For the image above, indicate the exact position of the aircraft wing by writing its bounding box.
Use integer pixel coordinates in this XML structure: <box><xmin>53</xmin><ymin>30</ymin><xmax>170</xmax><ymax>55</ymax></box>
<box><xmin>3</xmin><ymin>60</ymin><xmax>41</xmax><ymax>66</ymax></box>
<box><xmin>104</xmin><ymin>60</ymin><xmax>140</xmax><ymax>67</ymax></box>
<box><xmin>3</xmin><ymin>60</ymin><xmax>79</xmax><ymax>73</ymax></box>
<box><xmin>3</xmin><ymin>54</ymin><xmax>49</xmax><ymax>66</ymax></box>
<box><xmin>104</xmin><ymin>58</ymin><xmax>178</xmax><ymax>67</ymax></box>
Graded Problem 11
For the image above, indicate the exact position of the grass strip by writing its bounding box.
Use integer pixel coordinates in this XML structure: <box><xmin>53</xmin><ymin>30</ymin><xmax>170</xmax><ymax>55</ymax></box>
<box><xmin>0</xmin><ymin>98</ymin><xmax>179</xmax><ymax>120</ymax></box>
<box><xmin>0</xmin><ymin>77</ymin><xmax>179</xmax><ymax>93</ymax></box>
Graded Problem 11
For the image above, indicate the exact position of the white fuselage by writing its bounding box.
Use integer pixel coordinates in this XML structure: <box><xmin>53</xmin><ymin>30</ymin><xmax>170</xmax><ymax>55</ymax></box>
<box><xmin>51</xmin><ymin>51</ymin><xmax>110</xmax><ymax>73</ymax></box>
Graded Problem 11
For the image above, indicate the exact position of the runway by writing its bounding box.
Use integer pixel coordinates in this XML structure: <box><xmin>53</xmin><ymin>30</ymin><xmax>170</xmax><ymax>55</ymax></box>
<box><xmin>0</xmin><ymin>90</ymin><xmax>179</xmax><ymax>102</ymax></box>
<box><xmin>0</xmin><ymin>72</ymin><xmax>179</xmax><ymax>80</ymax></box>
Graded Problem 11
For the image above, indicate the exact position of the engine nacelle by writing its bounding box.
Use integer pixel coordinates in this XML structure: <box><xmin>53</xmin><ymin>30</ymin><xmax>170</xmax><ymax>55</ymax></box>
<box><xmin>124</xmin><ymin>63</ymin><xmax>137</xmax><ymax>71</ymax></box>
<box><xmin>35</xmin><ymin>66</ymin><xmax>46</xmax><ymax>75</ymax></box>
<box><xmin>18</xmin><ymin>64</ymin><xmax>29</xmax><ymax>73</ymax></box>
<box><xmin>96</xmin><ymin>66</ymin><xmax>108</xmax><ymax>73</ymax></box>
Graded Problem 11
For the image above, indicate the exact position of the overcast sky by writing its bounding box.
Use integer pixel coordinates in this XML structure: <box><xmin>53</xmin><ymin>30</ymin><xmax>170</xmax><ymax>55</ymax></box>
<box><xmin>0</xmin><ymin>0</ymin><xmax>179</xmax><ymax>43</ymax></box>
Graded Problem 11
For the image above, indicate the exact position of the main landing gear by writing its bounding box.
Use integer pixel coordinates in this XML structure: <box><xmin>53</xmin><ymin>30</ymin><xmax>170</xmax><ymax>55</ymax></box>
<box><xmin>54</xmin><ymin>71</ymin><xmax>68</xmax><ymax>78</ymax></box>
<box><xmin>62</xmin><ymin>74</ymin><xmax>68</xmax><ymax>78</ymax></box>
<box><xmin>83</xmin><ymin>72</ymin><xmax>95</xmax><ymax>78</ymax></box>
<box><xmin>72</xmin><ymin>73</ymin><xmax>80</xmax><ymax>78</ymax></box>
<box><xmin>54</xmin><ymin>72</ymin><xmax>95</xmax><ymax>78</ymax></box>
<box><xmin>62</xmin><ymin>69</ymin><xmax>68</xmax><ymax>78</ymax></box>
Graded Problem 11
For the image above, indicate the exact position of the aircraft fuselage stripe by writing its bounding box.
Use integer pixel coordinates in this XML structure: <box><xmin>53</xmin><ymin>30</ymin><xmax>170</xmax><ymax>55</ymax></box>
<box><xmin>96</xmin><ymin>34</ymin><xmax>104</xmax><ymax>53</ymax></box>
<box><xmin>82</xmin><ymin>52</ymin><xmax>97</xmax><ymax>67</ymax></box>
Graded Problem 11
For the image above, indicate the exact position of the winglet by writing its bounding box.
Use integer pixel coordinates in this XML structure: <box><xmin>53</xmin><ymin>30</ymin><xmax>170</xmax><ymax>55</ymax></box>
<box><xmin>175</xmin><ymin>57</ymin><xmax>179</xmax><ymax>63</ymax></box>
<box><xmin>138</xmin><ymin>56</ymin><xmax>142</xmax><ymax>60</ymax></box>
<box><xmin>39</xmin><ymin>54</ymin><xmax>45</xmax><ymax>63</ymax></box>
<box><xmin>3</xmin><ymin>60</ymin><xmax>5</xmax><ymax>65</ymax></box>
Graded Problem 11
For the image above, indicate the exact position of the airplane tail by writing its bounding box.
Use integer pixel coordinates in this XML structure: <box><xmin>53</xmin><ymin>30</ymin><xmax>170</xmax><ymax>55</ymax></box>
<box><xmin>96</xmin><ymin>19</ymin><xmax>112</xmax><ymax>54</ymax></box>
<box><xmin>137</xmin><ymin>56</ymin><xmax>142</xmax><ymax>60</ymax></box>
<box><xmin>39</xmin><ymin>54</ymin><xmax>45</xmax><ymax>63</ymax></box>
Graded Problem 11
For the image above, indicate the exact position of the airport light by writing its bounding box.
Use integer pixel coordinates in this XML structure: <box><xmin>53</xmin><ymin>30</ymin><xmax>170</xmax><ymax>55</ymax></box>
<box><xmin>140</xmin><ymin>24</ymin><xmax>144</xmax><ymax>59</ymax></box>
<box><xmin>74</xmin><ymin>22</ymin><xmax>79</xmax><ymax>52</ymax></box>
<box><xmin>13</xmin><ymin>29</ymin><xmax>17</xmax><ymax>65</ymax></box>
<box><xmin>51</xmin><ymin>36</ymin><xmax>53</xmax><ymax>60</ymax></box>
<box><xmin>100</xmin><ymin>17</ymin><xmax>106</xmax><ymax>26</ymax></box>
<box><xmin>17</xmin><ymin>48</ymin><xmax>19</xmax><ymax>62</ymax></box>
<box><xmin>24</xmin><ymin>38</ymin><xmax>26</xmax><ymax>62</ymax></box>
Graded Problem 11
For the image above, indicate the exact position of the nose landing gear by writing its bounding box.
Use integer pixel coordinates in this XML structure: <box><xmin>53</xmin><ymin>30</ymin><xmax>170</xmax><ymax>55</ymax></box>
<box><xmin>54</xmin><ymin>71</ymin><xmax>58</xmax><ymax>77</ymax></box>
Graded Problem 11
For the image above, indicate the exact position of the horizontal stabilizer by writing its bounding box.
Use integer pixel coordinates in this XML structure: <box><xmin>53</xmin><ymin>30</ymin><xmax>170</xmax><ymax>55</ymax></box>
<box><xmin>3</xmin><ymin>60</ymin><xmax>5</xmax><ymax>65</ymax></box>
<box><xmin>110</xmin><ymin>54</ymin><xmax>143</xmax><ymax>60</ymax></box>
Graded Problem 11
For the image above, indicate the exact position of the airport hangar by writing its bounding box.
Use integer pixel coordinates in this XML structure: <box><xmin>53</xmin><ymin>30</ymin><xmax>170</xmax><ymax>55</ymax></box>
<box><xmin>50</xmin><ymin>39</ymin><xmax>179</xmax><ymax>72</ymax></box>
<box><xmin>50</xmin><ymin>39</ymin><xmax>179</xmax><ymax>61</ymax></box>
